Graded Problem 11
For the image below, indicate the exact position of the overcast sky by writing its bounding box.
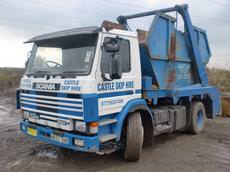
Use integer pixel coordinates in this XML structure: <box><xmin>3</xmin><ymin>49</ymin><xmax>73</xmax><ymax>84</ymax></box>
<box><xmin>0</xmin><ymin>0</ymin><xmax>230</xmax><ymax>69</ymax></box>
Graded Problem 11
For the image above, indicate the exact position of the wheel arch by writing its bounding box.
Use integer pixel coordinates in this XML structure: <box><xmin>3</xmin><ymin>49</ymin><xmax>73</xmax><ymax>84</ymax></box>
<box><xmin>115</xmin><ymin>98</ymin><xmax>154</xmax><ymax>146</ymax></box>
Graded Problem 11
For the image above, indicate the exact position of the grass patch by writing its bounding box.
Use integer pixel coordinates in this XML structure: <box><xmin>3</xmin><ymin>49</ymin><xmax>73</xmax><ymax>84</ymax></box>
<box><xmin>207</xmin><ymin>68</ymin><xmax>230</xmax><ymax>92</ymax></box>
<box><xmin>0</xmin><ymin>68</ymin><xmax>24</xmax><ymax>90</ymax></box>
<box><xmin>222</xmin><ymin>96</ymin><xmax>230</xmax><ymax>117</ymax></box>
<box><xmin>0</xmin><ymin>68</ymin><xmax>24</xmax><ymax>80</ymax></box>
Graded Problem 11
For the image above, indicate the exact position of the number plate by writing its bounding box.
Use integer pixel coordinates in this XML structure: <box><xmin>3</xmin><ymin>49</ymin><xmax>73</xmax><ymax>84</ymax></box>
<box><xmin>27</xmin><ymin>127</ymin><xmax>37</xmax><ymax>136</ymax></box>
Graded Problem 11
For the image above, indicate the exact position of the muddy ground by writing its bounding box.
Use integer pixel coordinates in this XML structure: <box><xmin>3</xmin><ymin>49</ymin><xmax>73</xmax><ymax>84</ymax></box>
<box><xmin>0</xmin><ymin>95</ymin><xmax>230</xmax><ymax>172</ymax></box>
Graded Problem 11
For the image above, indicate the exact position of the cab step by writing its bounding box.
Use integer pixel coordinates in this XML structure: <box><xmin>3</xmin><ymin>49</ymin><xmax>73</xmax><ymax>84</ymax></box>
<box><xmin>99</xmin><ymin>118</ymin><xmax>117</xmax><ymax>126</ymax></box>
<box><xmin>100</xmin><ymin>134</ymin><xmax>117</xmax><ymax>143</ymax></box>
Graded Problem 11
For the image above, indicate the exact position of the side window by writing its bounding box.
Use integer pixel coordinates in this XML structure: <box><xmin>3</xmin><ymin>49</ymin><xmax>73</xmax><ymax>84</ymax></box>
<box><xmin>101</xmin><ymin>37</ymin><xmax>131</xmax><ymax>73</ymax></box>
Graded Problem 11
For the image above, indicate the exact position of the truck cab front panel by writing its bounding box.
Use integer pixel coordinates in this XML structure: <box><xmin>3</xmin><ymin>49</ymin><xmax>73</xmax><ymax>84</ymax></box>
<box><xmin>18</xmin><ymin>29</ymin><xmax>142</xmax><ymax>154</ymax></box>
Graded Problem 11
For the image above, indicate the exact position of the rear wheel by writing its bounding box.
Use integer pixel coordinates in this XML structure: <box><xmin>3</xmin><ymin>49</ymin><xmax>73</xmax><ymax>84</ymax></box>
<box><xmin>124</xmin><ymin>112</ymin><xmax>143</xmax><ymax>162</ymax></box>
<box><xmin>189</xmin><ymin>102</ymin><xmax>206</xmax><ymax>134</ymax></box>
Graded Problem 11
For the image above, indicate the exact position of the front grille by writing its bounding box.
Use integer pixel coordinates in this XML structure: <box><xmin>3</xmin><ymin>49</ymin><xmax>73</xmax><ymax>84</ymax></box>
<box><xmin>21</xmin><ymin>90</ymin><xmax>81</xmax><ymax>99</ymax></box>
<box><xmin>20</xmin><ymin>90</ymin><xmax>84</xmax><ymax>120</ymax></box>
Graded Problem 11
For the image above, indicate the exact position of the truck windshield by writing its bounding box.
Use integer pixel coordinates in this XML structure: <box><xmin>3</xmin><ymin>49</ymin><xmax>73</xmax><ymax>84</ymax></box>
<box><xmin>26</xmin><ymin>34</ymin><xmax>98</xmax><ymax>75</ymax></box>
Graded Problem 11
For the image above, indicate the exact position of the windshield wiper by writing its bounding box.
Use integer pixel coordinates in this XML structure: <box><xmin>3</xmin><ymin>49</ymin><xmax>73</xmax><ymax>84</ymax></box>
<box><xmin>52</xmin><ymin>70</ymin><xmax>87</xmax><ymax>76</ymax></box>
<box><xmin>34</xmin><ymin>70</ymin><xmax>51</xmax><ymax>74</ymax></box>
<box><xmin>62</xmin><ymin>70</ymin><xmax>86</xmax><ymax>74</ymax></box>
<box><xmin>25</xmin><ymin>70</ymin><xmax>51</xmax><ymax>76</ymax></box>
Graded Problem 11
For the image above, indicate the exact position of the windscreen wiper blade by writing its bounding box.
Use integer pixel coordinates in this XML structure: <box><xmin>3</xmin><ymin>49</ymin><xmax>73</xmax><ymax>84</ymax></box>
<box><xmin>53</xmin><ymin>70</ymin><xmax>87</xmax><ymax>76</ymax></box>
<box><xmin>34</xmin><ymin>70</ymin><xmax>51</xmax><ymax>74</ymax></box>
<box><xmin>62</xmin><ymin>70</ymin><xmax>86</xmax><ymax>73</ymax></box>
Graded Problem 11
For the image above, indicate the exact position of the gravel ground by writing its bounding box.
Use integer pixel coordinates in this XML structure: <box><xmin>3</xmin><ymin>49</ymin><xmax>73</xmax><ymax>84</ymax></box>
<box><xmin>0</xmin><ymin>95</ymin><xmax>230</xmax><ymax>172</ymax></box>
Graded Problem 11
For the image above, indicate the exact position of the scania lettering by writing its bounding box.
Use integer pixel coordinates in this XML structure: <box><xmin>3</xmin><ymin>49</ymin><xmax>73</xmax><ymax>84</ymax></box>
<box><xmin>17</xmin><ymin>4</ymin><xmax>221</xmax><ymax>161</ymax></box>
<box><xmin>33</xmin><ymin>83</ymin><xmax>59</xmax><ymax>90</ymax></box>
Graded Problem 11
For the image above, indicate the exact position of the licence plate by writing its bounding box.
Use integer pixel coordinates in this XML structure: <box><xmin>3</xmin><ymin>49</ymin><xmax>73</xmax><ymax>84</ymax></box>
<box><xmin>27</xmin><ymin>127</ymin><xmax>37</xmax><ymax>136</ymax></box>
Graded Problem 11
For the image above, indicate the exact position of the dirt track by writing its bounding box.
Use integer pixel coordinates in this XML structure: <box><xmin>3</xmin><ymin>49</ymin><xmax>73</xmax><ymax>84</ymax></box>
<box><xmin>0</xmin><ymin>95</ymin><xmax>230</xmax><ymax>172</ymax></box>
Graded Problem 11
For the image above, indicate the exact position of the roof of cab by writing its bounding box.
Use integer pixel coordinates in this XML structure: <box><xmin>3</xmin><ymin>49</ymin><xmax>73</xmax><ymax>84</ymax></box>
<box><xmin>25</xmin><ymin>26</ymin><xmax>100</xmax><ymax>43</ymax></box>
<box><xmin>106</xmin><ymin>29</ymin><xmax>137</xmax><ymax>38</ymax></box>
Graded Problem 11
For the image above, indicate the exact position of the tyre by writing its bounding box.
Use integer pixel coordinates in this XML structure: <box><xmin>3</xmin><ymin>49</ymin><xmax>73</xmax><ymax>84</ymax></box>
<box><xmin>124</xmin><ymin>111</ymin><xmax>144</xmax><ymax>162</ymax></box>
<box><xmin>189</xmin><ymin>101</ymin><xmax>206</xmax><ymax>134</ymax></box>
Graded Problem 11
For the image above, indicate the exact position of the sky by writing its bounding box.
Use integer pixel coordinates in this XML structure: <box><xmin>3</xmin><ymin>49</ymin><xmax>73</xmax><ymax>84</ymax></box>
<box><xmin>0</xmin><ymin>0</ymin><xmax>230</xmax><ymax>69</ymax></box>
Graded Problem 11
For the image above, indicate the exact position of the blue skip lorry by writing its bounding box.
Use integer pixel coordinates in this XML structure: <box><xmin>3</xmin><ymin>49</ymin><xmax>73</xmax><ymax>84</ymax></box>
<box><xmin>17</xmin><ymin>4</ymin><xmax>221</xmax><ymax>161</ymax></box>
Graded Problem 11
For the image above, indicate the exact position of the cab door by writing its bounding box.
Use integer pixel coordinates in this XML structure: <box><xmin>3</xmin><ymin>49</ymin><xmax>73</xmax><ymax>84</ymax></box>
<box><xmin>96</xmin><ymin>34</ymin><xmax>141</xmax><ymax>116</ymax></box>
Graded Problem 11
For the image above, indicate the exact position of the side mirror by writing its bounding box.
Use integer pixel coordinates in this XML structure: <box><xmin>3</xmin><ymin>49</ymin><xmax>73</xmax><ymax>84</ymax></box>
<box><xmin>109</xmin><ymin>55</ymin><xmax>122</xmax><ymax>80</ymax></box>
<box><xmin>101</xmin><ymin>54</ymin><xmax>122</xmax><ymax>81</ymax></box>
<box><xmin>103</xmin><ymin>39</ymin><xmax>120</xmax><ymax>53</ymax></box>
<box><xmin>101</xmin><ymin>38</ymin><xmax>122</xmax><ymax>81</ymax></box>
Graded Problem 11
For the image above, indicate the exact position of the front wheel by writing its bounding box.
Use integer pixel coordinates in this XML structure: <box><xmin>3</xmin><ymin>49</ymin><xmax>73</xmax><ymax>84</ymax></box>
<box><xmin>124</xmin><ymin>112</ymin><xmax>144</xmax><ymax>162</ymax></box>
<box><xmin>188</xmin><ymin>102</ymin><xmax>206</xmax><ymax>134</ymax></box>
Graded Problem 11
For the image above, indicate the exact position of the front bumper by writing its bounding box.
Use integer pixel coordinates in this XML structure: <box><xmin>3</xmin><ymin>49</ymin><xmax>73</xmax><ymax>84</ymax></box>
<box><xmin>20</xmin><ymin>120</ymin><xmax>100</xmax><ymax>153</ymax></box>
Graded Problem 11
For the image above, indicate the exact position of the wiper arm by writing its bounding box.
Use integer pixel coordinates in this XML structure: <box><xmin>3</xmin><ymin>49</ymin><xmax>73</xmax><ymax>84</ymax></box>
<box><xmin>34</xmin><ymin>70</ymin><xmax>51</xmax><ymax>74</ymax></box>
<box><xmin>62</xmin><ymin>70</ymin><xmax>86</xmax><ymax>73</ymax></box>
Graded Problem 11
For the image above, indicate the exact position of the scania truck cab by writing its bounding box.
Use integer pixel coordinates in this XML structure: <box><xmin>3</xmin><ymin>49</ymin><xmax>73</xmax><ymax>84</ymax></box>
<box><xmin>17</xmin><ymin>4</ymin><xmax>221</xmax><ymax>161</ymax></box>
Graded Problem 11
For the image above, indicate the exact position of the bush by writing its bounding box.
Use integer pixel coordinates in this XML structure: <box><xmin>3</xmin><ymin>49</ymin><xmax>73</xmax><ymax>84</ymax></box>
<box><xmin>207</xmin><ymin>68</ymin><xmax>230</xmax><ymax>92</ymax></box>
<box><xmin>0</xmin><ymin>68</ymin><xmax>24</xmax><ymax>90</ymax></box>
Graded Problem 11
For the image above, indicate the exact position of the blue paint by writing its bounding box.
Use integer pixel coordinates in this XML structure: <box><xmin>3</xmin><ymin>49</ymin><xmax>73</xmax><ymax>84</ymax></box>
<box><xmin>197</xmin><ymin>110</ymin><xmax>203</xmax><ymax>130</ymax></box>
<box><xmin>16</xmin><ymin>89</ymin><xmax>20</xmax><ymax>109</ymax></box>
<box><xmin>82</xmin><ymin>94</ymin><xmax>98</xmax><ymax>122</ymax></box>
<box><xmin>119</xmin><ymin>4</ymin><xmax>210</xmax><ymax>86</ymax></box>
<box><xmin>21</xmin><ymin>95</ymin><xmax>82</xmax><ymax>104</ymax></box>
<box><xmin>20</xmin><ymin>120</ymin><xmax>100</xmax><ymax>152</ymax></box>
<box><xmin>135</xmin><ymin>89</ymin><xmax>142</xmax><ymax>94</ymax></box>
<box><xmin>98</xmin><ymin>90</ymin><xmax>134</xmax><ymax>98</ymax></box>
<box><xmin>139</xmin><ymin>12</ymin><xmax>210</xmax><ymax>89</ymax></box>
<box><xmin>135</xmin><ymin>5</ymin><xmax>221</xmax><ymax>118</ymax></box>
<box><xmin>21</xmin><ymin>104</ymin><xmax>83</xmax><ymax>117</ymax></box>
<box><xmin>142</xmin><ymin>84</ymin><xmax>221</xmax><ymax>118</ymax></box>
<box><xmin>21</xmin><ymin>99</ymin><xmax>82</xmax><ymax>110</ymax></box>
<box><xmin>142</xmin><ymin>77</ymin><xmax>153</xmax><ymax>90</ymax></box>
<box><xmin>114</xmin><ymin>98</ymin><xmax>153</xmax><ymax>141</ymax></box>
<box><xmin>139</xmin><ymin>46</ymin><xmax>157</xmax><ymax>83</ymax></box>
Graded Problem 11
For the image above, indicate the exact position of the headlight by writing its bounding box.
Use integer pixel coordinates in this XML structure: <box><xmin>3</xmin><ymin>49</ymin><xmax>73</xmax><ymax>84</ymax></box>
<box><xmin>75</xmin><ymin>121</ymin><xmax>86</xmax><ymax>132</ymax></box>
<box><xmin>58</xmin><ymin>119</ymin><xmax>69</xmax><ymax>126</ymax></box>
<box><xmin>75</xmin><ymin>121</ymin><xmax>98</xmax><ymax>134</ymax></box>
